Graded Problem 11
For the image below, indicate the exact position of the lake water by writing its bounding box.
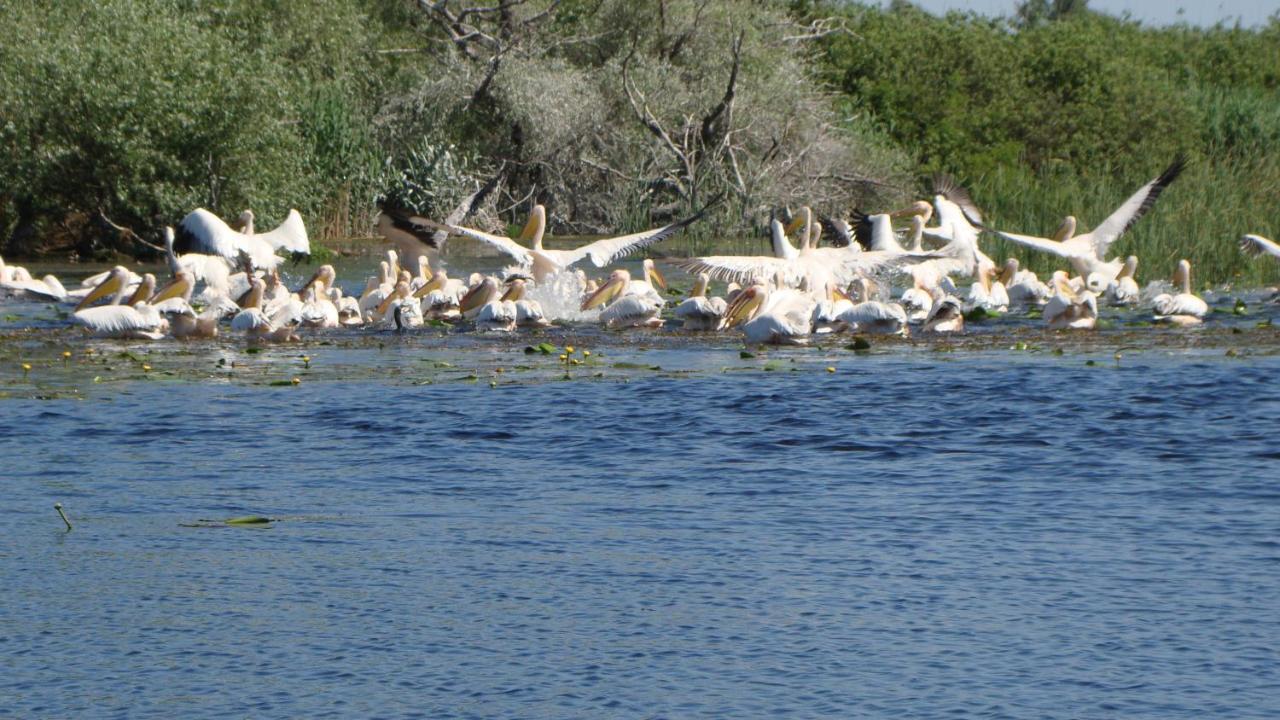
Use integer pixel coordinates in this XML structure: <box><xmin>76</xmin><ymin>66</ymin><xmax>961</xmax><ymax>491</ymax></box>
<box><xmin>2</xmin><ymin>260</ymin><xmax>1279</xmax><ymax>718</ymax></box>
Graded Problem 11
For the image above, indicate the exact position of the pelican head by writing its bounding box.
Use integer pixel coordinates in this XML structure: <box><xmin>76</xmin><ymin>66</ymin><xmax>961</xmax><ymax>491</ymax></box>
<box><xmin>74</xmin><ymin>266</ymin><xmax>130</xmax><ymax>311</ymax></box>
<box><xmin>891</xmin><ymin>200</ymin><xmax>933</xmax><ymax>222</ymax></box>
<box><xmin>414</xmin><ymin>268</ymin><xmax>448</xmax><ymax>298</ymax></box>
<box><xmin>581</xmin><ymin>269</ymin><xmax>631</xmax><ymax>310</ymax></box>
<box><xmin>724</xmin><ymin>284</ymin><xmax>767</xmax><ymax>327</ymax></box>
<box><xmin>690</xmin><ymin>272</ymin><xmax>710</xmax><ymax>298</ymax></box>
<box><xmin>500</xmin><ymin>278</ymin><xmax>527</xmax><ymax>302</ymax></box>
<box><xmin>151</xmin><ymin>270</ymin><xmax>194</xmax><ymax>304</ymax></box>
<box><xmin>1053</xmin><ymin>216</ymin><xmax>1077</xmax><ymax>243</ymax></box>
<box><xmin>459</xmin><ymin>276</ymin><xmax>499</xmax><ymax>314</ymax></box>
<box><xmin>999</xmin><ymin>258</ymin><xmax>1020</xmax><ymax>286</ymax></box>
<box><xmin>520</xmin><ymin>205</ymin><xmax>547</xmax><ymax>250</ymax></box>
<box><xmin>299</xmin><ymin>264</ymin><xmax>336</xmax><ymax>295</ymax></box>
<box><xmin>643</xmin><ymin>259</ymin><xmax>667</xmax><ymax>290</ymax></box>
<box><xmin>1051</xmin><ymin>270</ymin><xmax>1077</xmax><ymax>299</ymax></box>
<box><xmin>1173</xmin><ymin>259</ymin><xmax>1192</xmax><ymax>293</ymax></box>
<box><xmin>377</xmin><ymin>280</ymin><xmax>413</xmax><ymax>316</ymax></box>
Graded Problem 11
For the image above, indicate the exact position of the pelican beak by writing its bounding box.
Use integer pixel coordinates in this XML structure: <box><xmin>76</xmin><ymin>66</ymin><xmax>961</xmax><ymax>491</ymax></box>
<box><xmin>458</xmin><ymin>283</ymin><xmax>490</xmax><ymax>314</ymax></box>
<box><xmin>647</xmin><ymin>263</ymin><xmax>668</xmax><ymax>291</ymax></box>
<box><xmin>889</xmin><ymin>201</ymin><xmax>932</xmax><ymax>219</ymax></box>
<box><xmin>581</xmin><ymin>274</ymin><xmax>625</xmax><ymax>310</ymax></box>
<box><xmin>150</xmin><ymin>276</ymin><xmax>189</xmax><ymax>304</ymax></box>
<box><xmin>724</xmin><ymin>288</ymin><xmax>761</xmax><ymax>328</ymax></box>
<box><xmin>832</xmin><ymin>287</ymin><xmax>852</xmax><ymax>302</ymax></box>
<box><xmin>75</xmin><ymin>271</ymin><xmax>122</xmax><ymax>311</ymax></box>
<box><xmin>499</xmin><ymin>283</ymin><xmax>520</xmax><ymax>302</ymax></box>
<box><xmin>375</xmin><ymin>293</ymin><xmax>397</xmax><ymax>317</ymax></box>
<box><xmin>414</xmin><ymin>274</ymin><xmax>446</xmax><ymax>298</ymax></box>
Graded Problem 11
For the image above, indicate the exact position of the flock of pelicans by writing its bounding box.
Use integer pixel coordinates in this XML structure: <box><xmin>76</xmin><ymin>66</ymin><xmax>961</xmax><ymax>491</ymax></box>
<box><xmin>2</xmin><ymin>156</ymin><xmax>1279</xmax><ymax>345</ymax></box>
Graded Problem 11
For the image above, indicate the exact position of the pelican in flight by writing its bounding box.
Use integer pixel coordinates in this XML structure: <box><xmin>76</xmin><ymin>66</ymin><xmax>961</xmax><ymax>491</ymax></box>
<box><xmin>1043</xmin><ymin>272</ymin><xmax>1099</xmax><ymax>330</ymax></box>
<box><xmin>977</xmin><ymin>156</ymin><xmax>1185</xmax><ymax>289</ymax></box>
<box><xmin>1240</xmin><ymin>234</ymin><xmax>1280</xmax><ymax>262</ymax></box>
<box><xmin>424</xmin><ymin>200</ymin><xmax>714</xmax><ymax>283</ymax></box>
<box><xmin>176</xmin><ymin>207</ymin><xmax>310</xmax><ymax>271</ymax></box>
<box><xmin>723</xmin><ymin>278</ymin><xmax>814</xmax><ymax>345</ymax></box>
<box><xmin>1152</xmin><ymin>259</ymin><xmax>1208</xmax><ymax>324</ymax></box>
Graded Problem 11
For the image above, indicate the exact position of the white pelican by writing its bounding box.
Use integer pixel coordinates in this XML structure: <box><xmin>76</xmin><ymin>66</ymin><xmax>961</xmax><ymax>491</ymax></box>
<box><xmin>177</xmin><ymin>207</ymin><xmax>309</xmax><ymax>271</ymax></box>
<box><xmin>723</xmin><ymin>281</ymin><xmax>814</xmax><ymax>345</ymax></box>
<box><xmin>299</xmin><ymin>285</ymin><xmax>340</xmax><ymax>329</ymax></box>
<box><xmin>836</xmin><ymin>298</ymin><xmax>909</xmax><ymax>336</ymax></box>
<box><xmin>977</xmin><ymin>156</ymin><xmax>1185</xmax><ymax>289</ymax></box>
<box><xmin>1</xmin><ymin>272</ymin><xmax>67</xmax><ymax>302</ymax></box>
<box><xmin>425</xmin><ymin>202</ymin><xmax>713</xmax><ymax>283</ymax></box>
<box><xmin>1044</xmin><ymin>271</ymin><xmax>1099</xmax><ymax>330</ymax></box>
<box><xmin>900</xmin><ymin>280</ymin><xmax>934</xmax><ymax>323</ymax></box>
<box><xmin>72</xmin><ymin>303</ymin><xmax>168</xmax><ymax>339</ymax></box>
<box><xmin>1152</xmin><ymin>259</ymin><xmax>1208</xmax><ymax>324</ymax></box>
<box><xmin>231</xmin><ymin>276</ymin><xmax>299</xmax><ymax>341</ymax></box>
<box><xmin>501</xmin><ymin>279</ymin><xmax>551</xmax><ymax>328</ymax></box>
<box><xmin>1105</xmin><ymin>256</ymin><xmax>1140</xmax><ymax>306</ymax></box>
<box><xmin>922</xmin><ymin>291</ymin><xmax>964</xmax><ymax>334</ymax></box>
<box><xmin>1000</xmin><ymin>258</ymin><xmax>1051</xmax><ymax>307</ymax></box>
<box><xmin>673</xmin><ymin>273</ymin><xmax>727</xmax><ymax>330</ymax></box>
<box><xmin>1240</xmin><ymin>234</ymin><xmax>1280</xmax><ymax>262</ymax></box>
<box><xmin>459</xmin><ymin>277</ymin><xmax>516</xmax><ymax>330</ymax></box>
<box><xmin>581</xmin><ymin>260</ymin><xmax>668</xmax><ymax>328</ymax></box>
<box><xmin>965</xmin><ymin>263</ymin><xmax>1009</xmax><ymax>314</ymax></box>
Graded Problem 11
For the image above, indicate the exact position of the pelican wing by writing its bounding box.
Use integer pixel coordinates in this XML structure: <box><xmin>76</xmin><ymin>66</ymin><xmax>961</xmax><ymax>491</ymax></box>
<box><xmin>579</xmin><ymin>199</ymin><xmax>717</xmax><ymax>268</ymax></box>
<box><xmin>73</xmin><ymin>305</ymin><xmax>161</xmax><ymax>334</ymax></box>
<box><xmin>839</xmin><ymin>301</ymin><xmax>906</xmax><ymax>325</ymax></box>
<box><xmin>932</xmin><ymin>174</ymin><xmax>984</xmax><ymax>225</ymax></box>
<box><xmin>981</xmin><ymin>227</ymin><xmax>1089</xmax><ymax>259</ymax></box>
<box><xmin>255</xmin><ymin>209</ymin><xmax>310</xmax><ymax>255</ymax></box>
<box><xmin>0</xmin><ymin>278</ymin><xmax>65</xmax><ymax>301</ymax></box>
<box><xmin>674</xmin><ymin>255</ymin><xmax>795</xmax><ymax>285</ymax></box>
<box><xmin>1240</xmin><ymin>234</ymin><xmax>1280</xmax><ymax>260</ymax></box>
<box><xmin>1088</xmin><ymin>155</ymin><xmax>1186</xmax><ymax>258</ymax></box>
<box><xmin>419</xmin><ymin>220</ymin><xmax>532</xmax><ymax>265</ymax></box>
<box><xmin>178</xmin><ymin>209</ymin><xmax>280</xmax><ymax>270</ymax></box>
<box><xmin>818</xmin><ymin>216</ymin><xmax>853</xmax><ymax>248</ymax></box>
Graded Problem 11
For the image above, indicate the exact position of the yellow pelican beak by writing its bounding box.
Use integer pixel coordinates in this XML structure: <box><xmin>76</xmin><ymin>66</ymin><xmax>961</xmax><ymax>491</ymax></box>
<box><xmin>150</xmin><ymin>274</ymin><xmax>191</xmax><ymax>304</ymax></box>
<box><xmin>646</xmin><ymin>263</ymin><xmax>667</xmax><ymax>291</ymax></box>
<box><xmin>581</xmin><ymin>272</ymin><xmax>626</xmax><ymax>310</ymax></box>
<box><xmin>890</xmin><ymin>201</ymin><xmax>932</xmax><ymax>219</ymax></box>
<box><xmin>458</xmin><ymin>281</ymin><xmax>492</xmax><ymax>314</ymax></box>
<box><xmin>75</xmin><ymin>270</ymin><xmax>123</xmax><ymax>311</ymax></box>
<box><xmin>724</xmin><ymin>288</ymin><xmax>762</xmax><ymax>328</ymax></box>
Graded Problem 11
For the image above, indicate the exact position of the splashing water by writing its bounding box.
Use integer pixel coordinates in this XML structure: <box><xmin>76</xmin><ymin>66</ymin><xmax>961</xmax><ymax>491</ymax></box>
<box><xmin>526</xmin><ymin>270</ymin><xmax>601</xmax><ymax>323</ymax></box>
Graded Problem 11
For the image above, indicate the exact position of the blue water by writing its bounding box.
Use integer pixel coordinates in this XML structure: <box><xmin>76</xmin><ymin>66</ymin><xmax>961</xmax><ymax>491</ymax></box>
<box><xmin>2</xmin><ymin>353</ymin><xmax>1279</xmax><ymax>718</ymax></box>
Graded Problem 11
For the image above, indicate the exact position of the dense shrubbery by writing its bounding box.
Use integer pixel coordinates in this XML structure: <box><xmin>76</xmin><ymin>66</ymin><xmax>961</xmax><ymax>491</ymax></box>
<box><xmin>1</xmin><ymin>0</ymin><xmax>1277</xmax><ymax>283</ymax></box>
<box><xmin>808</xmin><ymin>1</ymin><xmax>1280</xmax><ymax>283</ymax></box>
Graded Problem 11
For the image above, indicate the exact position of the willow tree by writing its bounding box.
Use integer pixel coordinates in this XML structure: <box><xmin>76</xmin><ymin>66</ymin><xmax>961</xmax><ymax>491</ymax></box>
<box><xmin>388</xmin><ymin>0</ymin><xmax>911</xmax><ymax>235</ymax></box>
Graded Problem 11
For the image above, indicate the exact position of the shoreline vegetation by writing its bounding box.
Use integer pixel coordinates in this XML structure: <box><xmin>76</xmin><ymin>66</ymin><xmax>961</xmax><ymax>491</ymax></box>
<box><xmin>1</xmin><ymin>0</ymin><xmax>1277</xmax><ymax>285</ymax></box>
